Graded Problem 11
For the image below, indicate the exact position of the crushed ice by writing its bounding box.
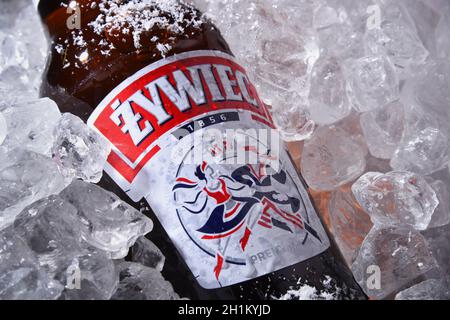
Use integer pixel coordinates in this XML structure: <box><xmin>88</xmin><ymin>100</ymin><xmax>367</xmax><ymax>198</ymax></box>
<box><xmin>1</xmin><ymin>0</ymin><xmax>450</xmax><ymax>300</ymax></box>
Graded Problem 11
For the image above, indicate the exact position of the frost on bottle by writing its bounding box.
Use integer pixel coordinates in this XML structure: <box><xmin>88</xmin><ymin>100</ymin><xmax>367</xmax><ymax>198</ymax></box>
<box><xmin>37</xmin><ymin>0</ymin><xmax>366</xmax><ymax>299</ymax></box>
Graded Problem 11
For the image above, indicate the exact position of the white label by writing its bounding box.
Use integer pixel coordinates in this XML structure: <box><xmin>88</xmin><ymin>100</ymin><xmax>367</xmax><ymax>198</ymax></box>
<box><xmin>88</xmin><ymin>50</ymin><xmax>330</xmax><ymax>289</ymax></box>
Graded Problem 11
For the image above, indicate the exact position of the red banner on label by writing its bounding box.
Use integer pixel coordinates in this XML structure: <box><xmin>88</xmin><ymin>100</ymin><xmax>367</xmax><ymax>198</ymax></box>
<box><xmin>90</xmin><ymin>52</ymin><xmax>273</xmax><ymax>183</ymax></box>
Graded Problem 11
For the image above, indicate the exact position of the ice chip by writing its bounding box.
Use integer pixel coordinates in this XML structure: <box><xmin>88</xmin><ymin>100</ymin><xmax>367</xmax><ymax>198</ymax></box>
<box><xmin>317</xmin><ymin>21</ymin><xmax>364</xmax><ymax>60</ymax></box>
<box><xmin>389</xmin><ymin>103</ymin><xmax>449</xmax><ymax>176</ymax></box>
<box><xmin>0</xmin><ymin>151</ymin><xmax>66</xmax><ymax>230</ymax></box>
<box><xmin>111</xmin><ymin>262</ymin><xmax>179</xmax><ymax>300</ymax></box>
<box><xmin>0</xmin><ymin>98</ymin><xmax>61</xmax><ymax>156</ymax></box>
<box><xmin>13</xmin><ymin>195</ymin><xmax>85</xmax><ymax>277</ymax></box>
<box><xmin>401</xmin><ymin>0</ymin><xmax>441</xmax><ymax>58</ymax></box>
<box><xmin>57</xmin><ymin>247</ymin><xmax>118</xmax><ymax>300</ymax></box>
<box><xmin>0</xmin><ymin>0</ymin><xmax>30</xmax><ymax>27</ymax></box>
<box><xmin>0</xmin><ymin>3</ymin><xmax>48</xmax><ymax>105</ymax></box>
<box><xmin>410</xmin><ymin>60</ymin><xmax>450</xmax><ymax>130</ymax></box>
<box><xmin>422</xmin><ymin>223</ymin><xmax>450</xmax><ymax>276</ymax></box>
<box><xmin>360</xmin><ymin>101</ymin><xmax>405</xmax><ymax>160</ymax></box>
<box><xmin>313</xmin><ymin>5</ymin><xmax>341</xmax><ymax>30</ymax></box>
<box><xmin>52</xmin><ymin>113</ymin><xmax>111</xmax><ymax>183</ymax></box>
<box><xmin>328</xmin><ymin>186</ymin><xmax>373</xmax><ymax>266</ymax></box>
<box><xmin>131</xmin><ymin>237</ymin><xmax>165</xmax><ymax>272</ymax></box>
<box><xmin>258</xmin><ymin>32</ymin><xmax>319</xmax><ymax>94</ymax></box>
<box><xmin>312</xmin><ymin>1</ymin><xmax>367</xmax><ymax>60</ymax></box>
<box><xmin>352</xmin><ymin>171</ymin><xmax>439</xmax><ymax>230</ymax></box>
<box><xmin>271</xmin><ymin>105</ymin><xmax>315</xmax><ymax>142</ymax></box>
<box><xmin>0</xmin><ymin>228</ymin><xmax>63</xmax><ymax>300</ymax></box>
<box><xmin>60</xmin><ymin>180</ymin><xmax>153</xmax><ymax>259</ymax></box>
<box><xmin>199</xmin><ymin>0</ymin><xmax>319</xmax><ymax>141</ymax></box>
<box><xmin>364</xmin><ymin>1</ymin><xmax>428</xmax><ymax>78</ymax></box>
<box><xmin>308</xmin><ymin>56</ymin><xmax>351</xmax><ymax>125</ymax></box>
<box><xmin>301</xmin><ymin>124</ymin><xmax>366</xmax><ymax>191</ymax></box>
<box><xmin>0</xmin><ymin>32</ymin><xmax>28</xmax><ymax>74</ymax></box>
<box><xmin>0</xmin><ymin>66</ymin><xmax>41</xmax><ymax>106</ymax></box>
<box><xmin>344</xmin><ymin>55</ymin><xmax>399</xmax><ymax>113</ymax></box>
<box><xmin>391</xmin><ymin>124</ymin><xmax>449</xmax><ymax>176</ymax></box>
<box><xmin>351</xmin><ymin>225</ymin><xmax>438</xmax><ymax>299</ymax></box>
<box><xmin>428</xmin><ymin>179</ymin><xmax>450</xmax><ymax>229</ymax></box>
<box><xmin>13</xmin><ymin>4</ymin><xmax>48</xmax><ymax>74</ymax></box>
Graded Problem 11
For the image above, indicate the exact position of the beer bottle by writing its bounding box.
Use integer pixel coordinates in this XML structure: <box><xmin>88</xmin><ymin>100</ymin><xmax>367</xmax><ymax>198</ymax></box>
<box><xmin>37</xmin><ymin>0</ymin><xmax>366</xmax><ymax>300</ymax></box>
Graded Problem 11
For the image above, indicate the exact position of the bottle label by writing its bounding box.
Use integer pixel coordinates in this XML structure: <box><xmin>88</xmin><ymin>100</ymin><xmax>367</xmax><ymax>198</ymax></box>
<box><xmin>88</xmin><ymin>50</ymin><xmax>330</xmax><ymax>289</ymax></box>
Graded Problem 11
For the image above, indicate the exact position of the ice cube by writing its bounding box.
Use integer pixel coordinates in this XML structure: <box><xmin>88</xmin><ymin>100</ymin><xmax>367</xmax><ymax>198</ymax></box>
<box><xmin>401</xmin><ymin>0</ymin><xmax>441</xmax><ymax>58</ymax></box>
<box><xmin>351</xmin><ymin>225</ymin><xmax>438</xmax><ymax>299</ymax></box>
<box><xmin>313</xmin><ymin>4</ymin><xmax>341</xmax><ymax>30</ymax></box>
<box><xmin>395</xmin><ymin>279</ymin><xmax>450</xmax><ymax>300</ymax></box>
<box><xmin>0</xmin><ymin>3</ymin><xmax>48</xmax><ymax>106</ymax></box>
<box><xmin>0</xmin><ymin>32</ymin><xmax>28</xmax><ymax>74</ymax></box>
<box><xmin>13</xmin><ymin>4</ymin><xmax>48</xmax><ymax>74</ymax></box>
<box><xmin>428</xmin><ymin>179</ymin><xmax>450</xmax><ymax>229</ymax></box>
<box><xmin>52</xmin><ymin>113</ymin><xmax>111</xmax><ymax>183</ymax></box>
<box><xmin>301</xmin><ymin>123</ymin><xmax>367</xmax><ymax>191</ymax></box>
<box><xmin>131</xmin><ymin>237</ymin><xmax>165</xmax><ymax>272</ymax></box>
<box><xmin>317</xmin><ymin>22</ymin><xmax>364</xmax><ymax>60</ymax></box>
<box><xmin>328</xmin><ymin>185</ymin><xmax>373</xmax><ymax>265</ymax></box>
<box><xmin>390</xmin><ymin>110</ymin><xmax>449</xmax><ymax>176</ymax></box>
<box><xmin>13</xmin><ymin>195</ymin><xmax>85</xmax><ymax>277</ymax></box>
<box><xmin>422</xmin><ymin>223</ymin><xmax>450</xmax><ymax>277</ymax></box>
<box><xmin>258</xmin><ymin>32</ymin><xmax>318</xmax><ymax>95</ymax></box>
<box><xmin>308</xmin><ymin>56</ymin><xmax>351</xmax><ymax>125</ymax></box>
<box><xmin>0</xmin><ymin>98</ymin><xmax>61</xmax><ymax>156</ymax></box>
<box><xmin>0</xmin><ymin>66</ymin><xmax>40</xmax><ymax>106</ymax></box>
<box><xmin>323</xmin><ymin>0</ymin><xmax>375</xmax><ymax>28</ymax></box>
<box><xmin>11</xmin><ymin>194</ymin><xmax>119</xmax><ymax>300</ymax></box>
<box><xmin>0</xmin><ymin>0</ymin><xmax>30</xmax><ymax>27</ymax></box>
<box><xmin>111</xmin><ymin>262</ymin><xmax>179</xmax><ymax>300</ymax></box>
<box><xmin>360</xmin><ymin>101</ymin><xmax>405</xmax><ymax>160</ymax></box>
<box><xmin>313</xmin><ymin>0</ymin><xmax>369</xmax><ymax>58</ymax></box>
<box><xmin>0</xmin><ymin>151</ymin><xmax>66</xmax><ymax>230</ymax></box>
<box><xmin>344</xmin><ymin>55</ymin><xmax>399</xmax><ymax>113</ymax></box>
<box><xmin>352</xmin><ymin>171</ymin><xmax>439</xmax><ymax>231</ymax></box>
<box><xmin>57</xmin><ymin>247</ymin><xmax>118</xmax><ymax>300</ymax></box>
<box><xmin>364</xmin><ymin>1</ymin><xmax>428</xmax><ymax>78</ymax></box>
<box><xmin>271</xmin><ymin>104</ymin><xmax>316</xmax><ymax>142</ymax></box>
<box><xmin>0</xmin><ymin>227</ymin><xmax>63</xmax><ymax>300</ymax></box>
<box><xmin>199</xmin><ymin>0</ymin><xmax>319</xmax><ymax>141</ymax></box>
<box><xmin>60</xmin><ymin>180</ymin><xmax>153</xmax><ymax>259</ymax></box>
<box><xmin>410</xmin><ymin>60</ymin><xmax>450</xmax><ymax>132</ymax></box>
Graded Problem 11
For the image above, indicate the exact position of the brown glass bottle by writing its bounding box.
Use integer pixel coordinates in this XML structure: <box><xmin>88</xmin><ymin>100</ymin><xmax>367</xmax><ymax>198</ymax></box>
<box><xmin>37</xmin><ymin>0</ymin><xmax>366</xmax><ymax>300</ymax></box>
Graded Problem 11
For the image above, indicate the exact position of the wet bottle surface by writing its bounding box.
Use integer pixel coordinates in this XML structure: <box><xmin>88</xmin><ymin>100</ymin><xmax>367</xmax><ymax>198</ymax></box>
<box><xmin>37</xmin><ymin>0</ymin><xmax>366</xmax><ymax>300</ymax></box>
